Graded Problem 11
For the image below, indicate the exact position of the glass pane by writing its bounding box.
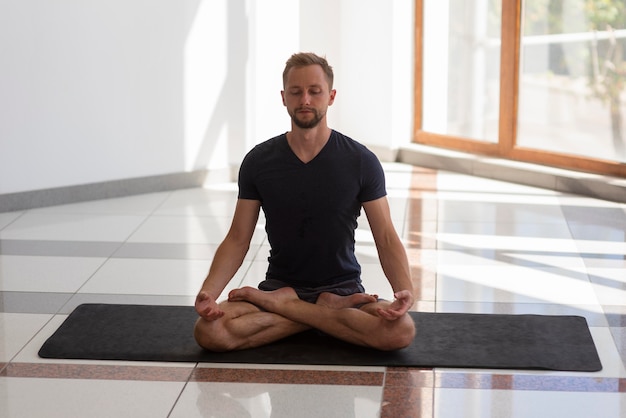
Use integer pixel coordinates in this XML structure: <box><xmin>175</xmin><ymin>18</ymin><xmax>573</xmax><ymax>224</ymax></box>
<box><xmin>422</xmin><ymin>0</ymin><xmax>502</xmax><ymax>142</ymax></box>
<box><xmin>518</xmin><ymin>0</ymin><xmax>626</xmax><ymax>162</ymax></box>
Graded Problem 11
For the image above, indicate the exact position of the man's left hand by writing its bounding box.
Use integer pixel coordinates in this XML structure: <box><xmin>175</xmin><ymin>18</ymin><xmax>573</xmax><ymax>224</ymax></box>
<box><xmin>376</xmin><ymin>290</ymin><xmax>413</xmax><ymax>321</ymax></box>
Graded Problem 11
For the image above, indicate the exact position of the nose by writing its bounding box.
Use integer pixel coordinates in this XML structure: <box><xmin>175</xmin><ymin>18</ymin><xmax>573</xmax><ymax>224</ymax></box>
<box><xmin>301</xmin><ymin>92</ymin><xmax>311</xmax><ymax>106</ymax></box>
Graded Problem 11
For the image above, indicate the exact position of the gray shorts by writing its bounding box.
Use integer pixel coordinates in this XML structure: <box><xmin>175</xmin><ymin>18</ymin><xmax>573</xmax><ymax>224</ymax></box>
<box><xmin>258</xmin><ymin>278</ymin><xmax>366</xmax><ymax>303</ymax></box>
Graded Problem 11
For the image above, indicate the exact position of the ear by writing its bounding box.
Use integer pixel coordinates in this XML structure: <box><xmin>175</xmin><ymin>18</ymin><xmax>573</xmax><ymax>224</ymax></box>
<box><xmin>281</xmin><ymin>90</ymin><xmax>286</xmax><ymax>106</ymax></box>
<box><xmin>328</xmin><ymin>89</ymin><xmax>337</xmax><ymax>106</ymax></box>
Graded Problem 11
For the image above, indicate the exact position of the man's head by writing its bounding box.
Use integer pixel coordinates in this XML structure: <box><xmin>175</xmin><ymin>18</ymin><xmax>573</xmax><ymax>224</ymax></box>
<box><xmin>281</xmin><ymin>53</ymin><xmax>336</xmax><ymax>130</ymax></box>
<box><xmin>282</xmin><ymin>52</ymin><xmax>334</xmax><ymax>90</ymax></box>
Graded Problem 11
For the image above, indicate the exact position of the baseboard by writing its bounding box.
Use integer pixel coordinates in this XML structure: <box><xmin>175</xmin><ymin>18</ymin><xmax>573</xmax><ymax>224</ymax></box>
<box><xmin>0</xmin><ymin>168</ymin><xmax>232</xmax><ymax>213</ymax></box>
<box><xmin>397</xmin><ymin>143</ymin><xmax>626</xmax><ymax>204</ymax></box>
<box><xmin>365</xmin><ymin>144</ymin><xmax>399</xmax><ymax>163</ymax></box>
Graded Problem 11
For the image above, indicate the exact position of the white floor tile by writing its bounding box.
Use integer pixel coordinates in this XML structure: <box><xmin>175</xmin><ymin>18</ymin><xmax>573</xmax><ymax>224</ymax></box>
<box><xmin>154</xmin><ymin>187</ymin><xmax>238</xmax><ymax>217</ymax></box>
<box><xmin>0</xmin><ymin>377</ymin><xmax>184</xmax><ymax>418</ymax></box>
<box><xmin>568</xmin><ymin>221</ymin><xmax>626</xmax><ymax>240</ymax></box>
<box><xmin>354</xmin><ymin>227</ymin><xmax>375</xmax><ymax>244</ymax></box>
<box><xmin>0</xmin><ymin>313</ymin><xmax>52</xmax><ymax>362</ymax></box>
<box><xmin>126</xmin><ymin>215</ymin><xmax>267</xmax><ymax>245</ymax></box>
<box><xmin>360</xmin><ymin>263</ymin><xmax>395</xmax><ymax>300</ymax></box>
<box><xmin>386</xmin><ymin>195</ymin><xmax>409</xmax><ymax>223</ymax></box>
<box><xmin>77</xmin><ymin>258</ymin><xmax>214</xmax><ymax>296</ymax></box>
<box><xmin>557</xmin><ymin>194</ymin><xmax>626</xmax><ymax>209</ymax></box>
<box><xmin>0</xmin><ymin>212</ymin><xmax>23</xmax><ymax>230</ymax></box>
<box><xmin>436</xmin><ymin>172</ymin><xmax>562</xmax><ymax>196</ymax></box>
<box><xmin>610</xmin><ymin>327</ymin><xmax>625</xmax><ymax>363</ymax></box>
<box><xmin>588</xmin><ymin>327</ymin><xmax>626</xmax><ymax>378</ymax></box>
<box><xmin>383</xmin><ymin>162</ymin><xmax>415</xmax><ymax>190</ymax></box>
<box><xmin>0</xmin><ymin>255</ymin><xmax>106</xmax><ymax>292</ymax></box>
<box><xmin>581</xmin><ymin>254</ymin><xmax>626</xmax><ymax>268</ymax></box>
<box><xmin>436</xmin><ymin>266</ymin><xmax>600</xmax><ymax>305</ymax></box>
<box><xmin>437</xmin><ymin>221</ymin><xmax>573</xmax><ymax>239</ymax></box>
<box><xmin>238</xmin><ymin>260</ymin><xmax>269</xmax><ymax>285</ymax></box>
<box><xmin>435</xmin><ymin>301</ymin><xmax>609</xmax><ymax>327</ymax></box>
<box><xmin>573</xmin><ymin>238</ymin><xmax>626</xmax><ymax>257</ymax></box>
<box><xmin>170</xmin><ymin>382</ymin><xmax>382</xmax><ymax>418</ymax></box>
<box><xmin>433</xmin><ymin>388</ymin><xmax>626</xmax><ymax>418</ymax></box>
<box><xmin>0</xmin><ymin>213</ymin><xmax>147</xmax><ymax>242</ymax></box>
<box><xmin>588</xmin><ymin>268</ymin><xmax>626</xmax><ymax>306</ymax></box>
<box><xmin>222</xmin><ymin>260</ymin><xmax>271</xmax><ymax>301</ymax></box>
<box><xmin>436</xmin><ymin>232</ymin><xmax>580</xmax><ymax>252</ymax></box>
<box><xmin>27</xmin><ymin>192</ymin><xmax>171</xmax><ymax>215</ymax></box>
<box><xmin>436</xmin><ymin>249</ymin><xmax>587</xmax><ymax>269</ymax></box>
<box><xmin>354</xmin><ymin>243</ymin><xmax>382</xmax><ymax>264</ymax></box>
<box><xmin>437</xmin><ymin>201</ymin><xmax>567</xmax><ymax>224</ymax></box>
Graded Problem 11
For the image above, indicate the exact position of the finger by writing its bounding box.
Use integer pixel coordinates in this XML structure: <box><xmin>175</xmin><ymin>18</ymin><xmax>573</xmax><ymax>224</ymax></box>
<box><xmin>376</xmin><ymin>307</ymin><xmax>400</xmax><ymax>320</ymax></box>
<box><xmin>203</xmin><ymin>310</ymin><xmax>222</xmax><ymax>321</ymax></box>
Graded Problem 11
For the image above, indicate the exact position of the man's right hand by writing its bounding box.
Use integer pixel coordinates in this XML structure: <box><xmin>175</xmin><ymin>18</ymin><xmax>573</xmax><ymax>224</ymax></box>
<box><xmin>195</xmin><ymin>291</ymin><xmax>224</xmax><ymax>320</ymax></box>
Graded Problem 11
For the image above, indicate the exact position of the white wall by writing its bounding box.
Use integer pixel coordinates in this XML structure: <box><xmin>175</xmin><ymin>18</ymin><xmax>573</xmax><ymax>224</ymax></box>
<box><xmin>0</xmin><ymin>0</ymin><xmax>414</xmax><ymax>195</ymax></box>
<box><xmin>1</xmin><ymin>0</ymin><xmax>192</xmax><ymax>193</ymax></box>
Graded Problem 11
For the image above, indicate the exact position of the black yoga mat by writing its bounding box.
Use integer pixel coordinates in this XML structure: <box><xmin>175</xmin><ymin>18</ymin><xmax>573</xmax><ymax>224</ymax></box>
<box><xmin>38</xmin><ymin>304</ymin><xmax>602</xmax><ymax>371</ymax></box>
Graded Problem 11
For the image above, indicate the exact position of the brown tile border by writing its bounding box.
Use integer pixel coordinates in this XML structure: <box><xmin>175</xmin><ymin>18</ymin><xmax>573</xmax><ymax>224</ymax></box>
<box><xmin>381</xmin><ymin>368</ymin><xmax>434</xmax><ymax>418</ymax></box>
<box><xmin>0</xmin><ymin>363</ymin><xmax>195</xmax><ymax>382</ymax></box>
<box><xmin>384</xmin><ymin>367</ymin><xmax>434</xmax><ymax>387</ymax></box>
<box><xmin>191</xmin><ymin>367</ymin><xmax>384</xmax><ymax>386</ymax></box>
<box><xmin>380</xmin><ymin>387</ymin><xmax>433</xmax><ymax>418</ymax></box>
<box><xmin>2</xmin><ymin>363</ymin><xmax>624</xmax><ymax>394</ymax></box>
<box><xmin>1</xmin><ymin>363</ymin><xmax>384</xmax><ymax>386</ymax></box>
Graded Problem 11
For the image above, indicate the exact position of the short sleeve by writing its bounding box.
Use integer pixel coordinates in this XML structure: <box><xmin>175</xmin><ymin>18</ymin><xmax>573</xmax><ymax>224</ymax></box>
<box><xmin>358</xmin><ymin>149</ymin><xmax>386</xmax><ymax>203</ymax></box>
<box><xmin>237</xmin><ymin>149</ymin><xmax>262</xmax><ymax>201</ymax></box>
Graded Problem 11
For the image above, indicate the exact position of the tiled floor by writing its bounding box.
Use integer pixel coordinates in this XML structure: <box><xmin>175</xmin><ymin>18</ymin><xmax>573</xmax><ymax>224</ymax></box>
<box><xmin>0</xmin><ymin>162</ymin><xmax>624</xmax><ymax>417</ymax></box>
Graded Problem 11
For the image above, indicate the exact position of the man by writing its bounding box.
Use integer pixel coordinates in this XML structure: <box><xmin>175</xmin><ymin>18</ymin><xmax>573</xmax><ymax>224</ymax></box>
<box><xmin>194</xmin><ymin>52</ymin><xmax>415</xmax><ymax>352</ymax></box>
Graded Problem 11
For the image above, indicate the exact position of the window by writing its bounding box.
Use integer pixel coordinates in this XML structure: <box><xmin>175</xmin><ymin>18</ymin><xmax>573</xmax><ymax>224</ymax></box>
<box><xmin>415</xmin><ymin>0</ymin><xmax>626</xmax><ymax>177</ymax></box>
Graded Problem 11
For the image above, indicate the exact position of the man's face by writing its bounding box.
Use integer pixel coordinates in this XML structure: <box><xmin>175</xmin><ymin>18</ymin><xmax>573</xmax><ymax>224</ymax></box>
<box><xmin>281</xmin><ymin>65</ymin><xmax>336</xmax><ymax>129</ymax></box>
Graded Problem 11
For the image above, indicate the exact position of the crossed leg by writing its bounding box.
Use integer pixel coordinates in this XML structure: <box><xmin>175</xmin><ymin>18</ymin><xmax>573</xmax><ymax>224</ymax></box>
<box><xmin>194</xmin><ymin>287</ymin><xmax>416</xmax><ymax>352</ymax></box>
<box><xmin>194</xmin><ymin>299</ymin><xmax>308</xmax><ymax>352</ymax></box>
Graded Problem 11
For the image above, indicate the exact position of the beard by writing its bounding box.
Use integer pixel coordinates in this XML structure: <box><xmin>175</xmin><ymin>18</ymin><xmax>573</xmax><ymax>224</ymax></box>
<box><xmin>290</xmin><ymin>107</ymin><xmax>325</xmax><ymax>129</ymax></box>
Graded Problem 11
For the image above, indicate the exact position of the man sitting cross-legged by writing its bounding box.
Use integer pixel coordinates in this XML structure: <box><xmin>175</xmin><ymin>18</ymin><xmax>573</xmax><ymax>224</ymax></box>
<box><xmin>193</xmin><ymin>52</ymin><xmax>416</xmax><ymax>352</ymax></box>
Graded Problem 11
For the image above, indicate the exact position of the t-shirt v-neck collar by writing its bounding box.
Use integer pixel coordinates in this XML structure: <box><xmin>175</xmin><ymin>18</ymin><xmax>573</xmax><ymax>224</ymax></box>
<box><xmin>283</xmin><ymin>130</ymin><xmax>334</xmax><ymax>165</ymax></box>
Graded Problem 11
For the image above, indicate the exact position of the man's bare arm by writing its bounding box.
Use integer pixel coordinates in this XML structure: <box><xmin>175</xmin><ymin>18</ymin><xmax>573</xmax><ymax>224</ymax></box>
<box><xmin>195</xmin><ymin>198</ymin><xmax>261</xmax><ymax>320</ymax></box>
<box><xmin>362</xmin><ymin>197</ymin><xmax>414</xmax><ymax>318</ymax></box>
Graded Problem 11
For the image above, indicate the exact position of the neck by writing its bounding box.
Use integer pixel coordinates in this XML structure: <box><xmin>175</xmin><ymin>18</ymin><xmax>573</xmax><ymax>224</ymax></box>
<box><xmin>286</xmin><ymin>124</ymin><xmax>332</xmax><ymax>163</ymax></box>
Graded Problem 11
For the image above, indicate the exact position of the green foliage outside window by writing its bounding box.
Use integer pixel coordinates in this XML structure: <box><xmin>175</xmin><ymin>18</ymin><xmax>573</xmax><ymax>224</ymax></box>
<box><xmin>522</xmin><ymin>0</ymin><xmax>626</xmax><ymax>154</ymax></box>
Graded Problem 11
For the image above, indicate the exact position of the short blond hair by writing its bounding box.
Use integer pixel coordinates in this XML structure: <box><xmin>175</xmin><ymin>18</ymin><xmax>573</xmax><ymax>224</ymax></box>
<box><xmin>282</xmin><ymin>52</ymin><xmax>334</xmax><ymax>89</ymax></box>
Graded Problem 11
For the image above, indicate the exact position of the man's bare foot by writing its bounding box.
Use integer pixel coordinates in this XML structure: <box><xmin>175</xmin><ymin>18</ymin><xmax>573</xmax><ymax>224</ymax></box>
<box><xmin>316</xmin><ymin>292</ymin><xmax>378</xmax><ymax>309</ymax></box>
<box><xmin>228</xmin><ymin>286</ymin><xmax>300</xmax><ymax>312</ymax></box>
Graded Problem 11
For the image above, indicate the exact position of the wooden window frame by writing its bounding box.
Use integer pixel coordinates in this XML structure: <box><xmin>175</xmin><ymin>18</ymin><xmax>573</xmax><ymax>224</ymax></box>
<box><xmin>413</xmin><ymin>0</ymin><xmax>626</xmax><ymax>177</ymax></box>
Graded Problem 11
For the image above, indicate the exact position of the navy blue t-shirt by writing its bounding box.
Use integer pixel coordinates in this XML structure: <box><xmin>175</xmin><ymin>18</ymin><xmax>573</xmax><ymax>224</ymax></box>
<box><xmin>238</xmin><ymin>130</ymin><xmax>386</xmax><ymax>287</ymax></box>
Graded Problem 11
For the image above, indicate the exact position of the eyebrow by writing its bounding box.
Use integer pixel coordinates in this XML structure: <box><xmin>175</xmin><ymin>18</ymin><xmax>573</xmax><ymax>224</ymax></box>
<box><xmin>288</xmin><ymin>84</ymin><xmax>323</xmax><ymax>90</ymax></box>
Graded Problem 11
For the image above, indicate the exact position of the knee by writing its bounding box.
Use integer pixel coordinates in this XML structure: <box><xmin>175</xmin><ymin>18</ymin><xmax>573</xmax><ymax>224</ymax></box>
<box><xmin>194</xmin><ymin>317</ymin><xmax>235</xmax><ymax>352</ymax></box>
<box><xmin>376</xmin><ymin>316</ymin><xmax>416</xmax><ymax>351</ymax></box>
